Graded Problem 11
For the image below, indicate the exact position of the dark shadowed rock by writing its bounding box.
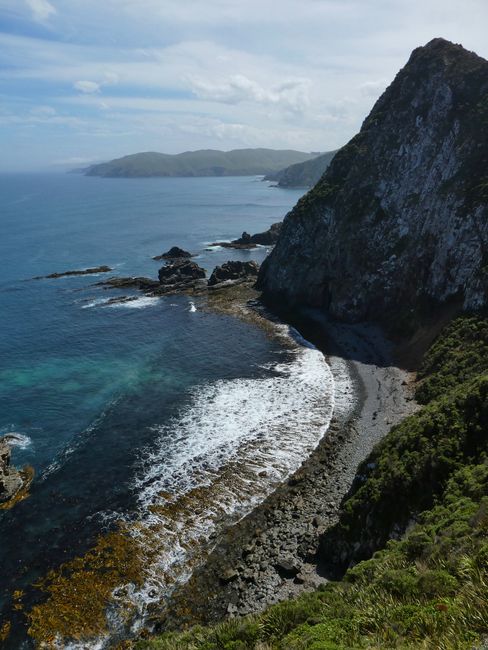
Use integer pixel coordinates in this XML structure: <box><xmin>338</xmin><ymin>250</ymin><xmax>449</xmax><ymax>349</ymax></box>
<box><xmin>152</xmin><ymin>246</ymin><xmax>193</xmax><ymax>261</ymax></box>
<box><xmin>158</xmin><ymin>259</ymin><xmax>206</xmax><ymax>284</ymax></box>
<box><xmin>208</xmin><ymin>261</ymin><xmax>259</xmax><ymax>286</ymax></box>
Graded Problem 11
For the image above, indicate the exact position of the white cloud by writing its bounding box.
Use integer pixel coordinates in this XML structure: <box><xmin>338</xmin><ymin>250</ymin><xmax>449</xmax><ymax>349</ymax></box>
<box><xmin>74</xmin><ymin>80</ymin><xmax>101</xmax><ymax>94</ymax></box>
<box><xmin>2</xmin><ymin>0</ymin><xmax>488</xmax><ymax>170</ymax></box>
<box><xmin>25</xmin><ymin>0</ymin><xmax>56</xmax><ymax>23</ymax></box>
<box><xmin>189</xmin><ymin>74</ymin><xmax>310</xmax><ymax>113</ymax></box>
<box><xmin>73</xmin><ymin>72</ymin><xmax>119</xmax><ymax>95</ymax></box>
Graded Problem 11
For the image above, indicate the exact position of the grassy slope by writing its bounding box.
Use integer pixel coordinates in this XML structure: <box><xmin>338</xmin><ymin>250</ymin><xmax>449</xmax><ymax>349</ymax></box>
<box><xmin>85</xmin><ymin>149</ymin><xmax>316</xmax><ymax>178</ymax></box>
<box><xmin>137</xmin><ymin>316</ymin><xmax>488</xmax><ymax>649</ymax></box>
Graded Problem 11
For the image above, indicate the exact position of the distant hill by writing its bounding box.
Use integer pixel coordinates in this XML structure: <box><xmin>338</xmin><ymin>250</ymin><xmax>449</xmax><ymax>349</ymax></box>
<box><xmin>84</xmin><ymin>149</ymin><xmax>317</xmax><ymax>178</ymax></box>
<box><xmin>264</xmin><ymin>149</ymin><xmax>338</xmax><ymax>187</ymax></box>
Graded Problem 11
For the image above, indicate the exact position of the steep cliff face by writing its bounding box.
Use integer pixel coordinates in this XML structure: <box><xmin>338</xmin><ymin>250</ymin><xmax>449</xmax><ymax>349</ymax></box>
<box><xmin>257</xmin><ymin>39</ymin><xmax>488</xmax><ymax>323</ymax></box>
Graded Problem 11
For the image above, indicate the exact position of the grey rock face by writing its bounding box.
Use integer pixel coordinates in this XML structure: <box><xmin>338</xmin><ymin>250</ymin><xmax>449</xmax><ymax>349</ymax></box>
<box><xmin>258</xmin><ymin>39</ymin><xmax>488</xmax><ymax>323</ymax></box>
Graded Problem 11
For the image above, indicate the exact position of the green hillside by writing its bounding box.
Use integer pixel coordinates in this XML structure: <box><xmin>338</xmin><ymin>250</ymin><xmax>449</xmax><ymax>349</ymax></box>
<box><xmin>84</xmin><ymin>149</ymin><xmax>317</xmax><ymax>178</ymax></box>
<box><xmin>265</xmin><ymin>150</ymin><xmax>338</xmax><ymax>187</ymax></box>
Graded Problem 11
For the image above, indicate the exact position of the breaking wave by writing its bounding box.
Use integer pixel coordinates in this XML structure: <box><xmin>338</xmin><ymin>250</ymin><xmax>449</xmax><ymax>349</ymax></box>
<box><xmin>117</xmin><ymin>324</ymin><xmax>337</xmax><ymax>630</ymax></box>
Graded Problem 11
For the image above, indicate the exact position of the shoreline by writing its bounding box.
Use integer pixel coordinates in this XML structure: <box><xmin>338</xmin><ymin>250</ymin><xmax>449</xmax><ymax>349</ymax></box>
<box><xmin>146</xmin><ymin>307</ymin><xmax>418</xmax><ymax>631</ymax></box>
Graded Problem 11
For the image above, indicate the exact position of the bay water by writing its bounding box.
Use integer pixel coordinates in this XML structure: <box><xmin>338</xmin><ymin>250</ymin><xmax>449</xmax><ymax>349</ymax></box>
<box><xmin>0</xmin><ymin>174</ymin><xmax>334</xmax><ymax>646</ymax></box>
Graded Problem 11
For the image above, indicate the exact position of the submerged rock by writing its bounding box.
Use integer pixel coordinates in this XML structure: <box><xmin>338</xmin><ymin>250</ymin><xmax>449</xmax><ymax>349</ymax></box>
<box><xmin>208</xmin><ymin>260</ymin><xmax>260</xmax><ymax>286</ymax></box>
<box><xmin>152</xmin><ymin>246</ymin><xmax>193</xmax><ymax>261</ymax></box>
<box><xmin>34</xmin><ymin>265</ymin><xmax>112</xmax><ymax>280</ymax></box>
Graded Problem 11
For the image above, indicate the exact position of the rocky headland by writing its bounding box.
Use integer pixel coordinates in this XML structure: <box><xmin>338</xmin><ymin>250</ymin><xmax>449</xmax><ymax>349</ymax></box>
<box><xmin>257</xmin><ymin>38</ymin><xmax>488</xmax><ymax>326</ymax></box>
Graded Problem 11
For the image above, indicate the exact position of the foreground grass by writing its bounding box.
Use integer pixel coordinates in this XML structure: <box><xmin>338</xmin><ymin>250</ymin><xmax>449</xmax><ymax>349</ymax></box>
<box><xmin>137</xmin><ymin>316</ymin><xmax>488</xmax><ymax>650</ymax></box>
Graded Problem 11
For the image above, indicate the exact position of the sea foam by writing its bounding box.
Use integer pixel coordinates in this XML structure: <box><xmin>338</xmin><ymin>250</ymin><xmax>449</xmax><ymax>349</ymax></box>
<box><xmin>120</xmin><ymin>324</ymin><xmax>337</xmax><ymax>624</ymax></box>
<box><xmin>63</xmin><ymin>324</ymin><xmax>347</xmax><ymax>649</ymax></box>
<box><xmin>1</xmin><ymin>432</ymin><xmax>32</xmax><ymax>449</ymax></box>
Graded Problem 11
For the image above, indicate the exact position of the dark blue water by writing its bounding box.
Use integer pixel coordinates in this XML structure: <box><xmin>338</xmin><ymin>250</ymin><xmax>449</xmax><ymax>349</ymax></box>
<box><xmin>0</xmin><ymin>173</ymin><xmax>305</xmax><ymax>645</ymax></box>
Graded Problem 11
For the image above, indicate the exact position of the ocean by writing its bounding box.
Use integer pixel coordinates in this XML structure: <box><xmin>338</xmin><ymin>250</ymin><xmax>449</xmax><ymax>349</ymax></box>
<box><xmin>0</xmin><ymin>173</ymin><xmax>333</xmax><ymax>647</ymax></box>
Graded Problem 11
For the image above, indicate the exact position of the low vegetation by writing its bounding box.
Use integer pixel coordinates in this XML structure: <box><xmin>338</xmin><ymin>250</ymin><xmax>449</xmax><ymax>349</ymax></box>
<box><xmin>137</xmin><ymin>315</ymin><xmax>488</xmax><ymax>649</ymax></box>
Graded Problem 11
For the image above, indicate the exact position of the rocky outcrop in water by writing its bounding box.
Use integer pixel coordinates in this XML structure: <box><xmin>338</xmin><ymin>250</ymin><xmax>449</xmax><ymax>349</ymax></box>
<box><xmin>0</xmin><ymin>437</ymin><xmax>24</xmax><ymax>504</ymax></box>
<box><xmin>152</xmin><ymin>246</ymin><xmax>193</xmax><ymax>261</ymax></box>
<box><xmin>211</xmin><ymin>223</ymin><xmax>282</xmax><ymax>249</ymax></box>
<box><xmin>158</xmin><ymin>259</ymin><xmax>206</xmax><ymax>284</ymax></box>
<box><xmin>258</xmin><ymin>39</ymin><xmax>488</xmax><ymax>325</ymax></box>
<box><xmin>208</xmin><ymin>261</ymin><xmax>259</xmax><ymax>286</ymax></box>
<box><xmin>34</xmin><ymin>266</ymin><xmax>112</xmax><ymax>280</ymax></box>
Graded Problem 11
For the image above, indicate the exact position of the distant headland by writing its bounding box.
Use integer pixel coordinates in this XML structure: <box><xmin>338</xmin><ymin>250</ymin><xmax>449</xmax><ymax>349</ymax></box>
<box><xmin>81</xmin><ymin>148</ymin><xmax>320</xmax><ymax>178</ymax></box>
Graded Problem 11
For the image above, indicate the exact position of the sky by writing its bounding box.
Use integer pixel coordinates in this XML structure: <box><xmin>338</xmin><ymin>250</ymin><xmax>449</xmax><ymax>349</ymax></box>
<box><xmin>0</xmin><ymin>0</ymin><xmax>487</xmax><ymax>171</ymax></box>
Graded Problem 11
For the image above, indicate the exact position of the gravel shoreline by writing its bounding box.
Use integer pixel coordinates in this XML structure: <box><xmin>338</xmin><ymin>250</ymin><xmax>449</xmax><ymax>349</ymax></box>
<box><xmin>148</xmin><ymin>308</ymin><xmax>418</xmax><ymax>632</ymax></box>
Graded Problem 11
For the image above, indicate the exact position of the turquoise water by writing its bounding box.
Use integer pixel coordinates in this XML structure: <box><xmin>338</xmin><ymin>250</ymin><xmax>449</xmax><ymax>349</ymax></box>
<box><xmin>0</xmin><ymin>173</ymin><xmax>307</xmax><ymax>645</ymax></box>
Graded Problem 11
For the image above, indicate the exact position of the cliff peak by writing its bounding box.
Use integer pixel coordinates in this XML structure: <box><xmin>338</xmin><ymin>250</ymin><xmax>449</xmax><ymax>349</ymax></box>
<box><xmin>258</xmin><ymin>40</ymin><xmax>488</xmax><ymax>328</ymax></box>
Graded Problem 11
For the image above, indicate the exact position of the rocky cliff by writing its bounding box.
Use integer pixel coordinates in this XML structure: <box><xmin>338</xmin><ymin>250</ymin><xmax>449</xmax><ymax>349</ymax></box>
<box><xmin>257</xmin><ymin>39</ymin><xmax>488</xmax><ymax>325</ymax></box>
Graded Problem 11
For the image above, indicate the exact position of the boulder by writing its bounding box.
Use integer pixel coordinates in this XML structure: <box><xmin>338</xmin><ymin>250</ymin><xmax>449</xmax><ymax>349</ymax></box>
<box><xmin>274</xmin><ymin>557</ymin><xmax>302</xmax><ymax>579</ymax></box>
<box><xmin>208</xmin><ymin>261</ymin><xmax>260</xmax><ymax>286</ymax></box>
<box><xmin>153</xmin><ymin>246</ymin><xmax>193</xmax><ymax>261</ymax></box>
<box><xmin>158</xmin><ymin>259</ymin><xmax>206</xmax><ymax>285</ymax></box>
